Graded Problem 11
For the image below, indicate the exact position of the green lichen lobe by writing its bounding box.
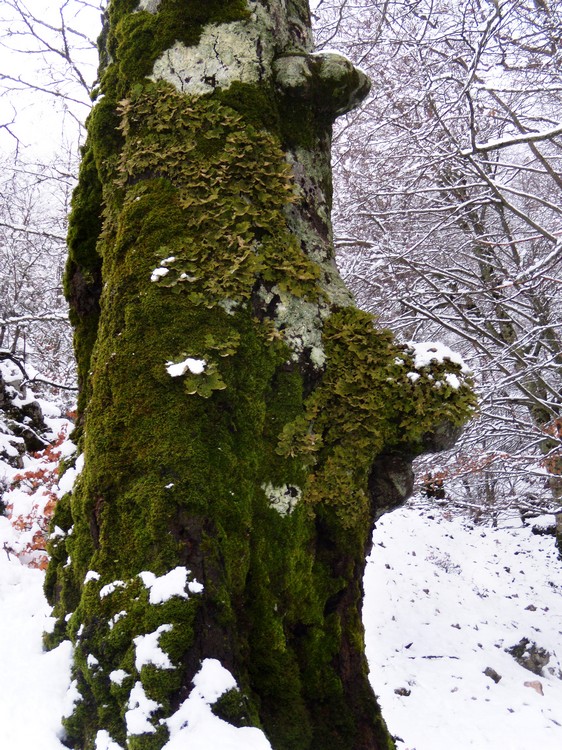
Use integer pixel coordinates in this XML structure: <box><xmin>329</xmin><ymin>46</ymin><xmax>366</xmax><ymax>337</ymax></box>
<box><xmin>117</xmin><ymin>83</ymin><xmax>322</xmax><ymax>306</ymax></box>
<box><xmin>278</xmin><ymin>307</ymin><xmax>476</xmax><ymax>529</ymax></box>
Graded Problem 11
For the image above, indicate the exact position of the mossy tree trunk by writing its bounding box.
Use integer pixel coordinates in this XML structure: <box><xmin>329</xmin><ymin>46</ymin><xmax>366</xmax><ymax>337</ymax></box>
<box><xmin>46</xmin><ymin>2</ymin><xmax>474</xmax><ymax>749</ymax></box>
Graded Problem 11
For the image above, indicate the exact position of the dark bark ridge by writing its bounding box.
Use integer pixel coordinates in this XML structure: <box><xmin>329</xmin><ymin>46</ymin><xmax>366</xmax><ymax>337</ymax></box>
<box><xmin>46</xmin><ymin>2</ymin><xmax>475</xmax><ymax>749</ymax></box>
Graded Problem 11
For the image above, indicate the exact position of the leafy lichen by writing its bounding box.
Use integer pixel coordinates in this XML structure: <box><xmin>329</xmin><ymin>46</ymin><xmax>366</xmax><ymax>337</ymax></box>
<box><xmin>277</xmin><ymin>307</ymin><xmax>475</xmax><ymax>530</ymax></box>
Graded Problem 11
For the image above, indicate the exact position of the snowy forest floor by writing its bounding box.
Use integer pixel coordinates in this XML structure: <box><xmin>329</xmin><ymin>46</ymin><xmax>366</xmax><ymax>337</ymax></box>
<box><xmin>1</xmin><ymin>437</ymin><xmax>561</xmax><ymax>749</ymax></box>
<box><xmin>366</xmin><ymin>508</ymin><xmax>562</xmax><ymax>750</ymax></box>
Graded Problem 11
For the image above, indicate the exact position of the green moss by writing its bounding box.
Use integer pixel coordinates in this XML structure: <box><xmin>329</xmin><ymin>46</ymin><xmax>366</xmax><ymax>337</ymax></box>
<box><xmin>214</xmin><ymin>82</ymin><xmax>280</xmax><ymax>132</ymax></box>
<box><xmin>212</xmin><ymin>688</ymin><xmax>257</xmax><ymax>727</ymax></box>
<box><xmin>278</xmin><ymin>94</ymin><xmax>319</xmax><ymax>151</ymax></box>
<box><xmin>64</xmin><ymin>144</ymin><xmax>104</xmax><ymax>424</ymax></box>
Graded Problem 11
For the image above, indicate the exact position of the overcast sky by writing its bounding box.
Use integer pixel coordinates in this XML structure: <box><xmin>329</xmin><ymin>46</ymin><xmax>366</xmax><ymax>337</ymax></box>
<box><xmin>0</xmin><ymin>0</ymin><xmax>102</xmax><ymax>160</ymax></box>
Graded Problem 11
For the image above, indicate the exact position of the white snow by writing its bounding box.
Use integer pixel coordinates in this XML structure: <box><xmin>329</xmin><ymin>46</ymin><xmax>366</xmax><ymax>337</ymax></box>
<box><xmin>57</xmin><ymin>453</ymin><xmax>84</xmax><ymax>497</ymax></box>
<box><xmin>150</xmin><ymin>267</ymin><xmax>170</xmax><ymax>282</ymax></box>
<box><xmin>409</xmin><ymin>341</ymin><xmax>470</xmax><ymax>372</ymax></box>
<box><xmin>61</xmin><ymin>678</ymin><xmax>81</xmax><ymax>719</ymax></box>
<box><xmin>165</xmin><ymin>358</ymin><xmax>206</xmax><ymax>377</ymax></box>
<box><xmin>444</xmin><ymin>372</ymin><xmax>461</xmax><ymax>390</ymax></box>
<box><xmin>365</xmin><ymin>506</ymin><xmax>562</xmax><ymax>750</ymax></box>
<box><xmin>99</xmin><ymin>580</ymin><xmax>125</xmax><ymax>598</ymax></box>
<box><xmin>109</xmin><ymin>669</ymin><xmax>129</xmax><ymax>686</ymax></box>
<box><xmin>134</xmin><ymin>624</ymin><xmax>174</xmax><ymax>670</ymax></box>
<box><xmin>95</xmin><ymin>729</ymin><xmax>125</xmax><ymax>750</ymax></box>
<box><xmin>139</xmin><ymin>566</ymin><xmax>203</xmax><ymax>604</ymax></box>
<box><xmin>162</xmin><ymin>659</ymin><xmax>273</xmax><ymax>750</ymax></box>
<box><xmin>125</xmin><ymin>681</ymin><xmax>159</xmax><ymax>736</ymax></box>
<box><xmin>0</xmin><ymin>543</ymin><xmax>73</xmax><ymax>748</ymax></box>
<box><xmin>109</xmin><ymin>610</ymin><xmax>127</xmax><ymax>629</ymax></box>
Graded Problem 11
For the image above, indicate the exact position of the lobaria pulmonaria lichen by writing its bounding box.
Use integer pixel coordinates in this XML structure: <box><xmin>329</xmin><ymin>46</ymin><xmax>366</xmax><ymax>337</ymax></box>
<box><xmin>47</xmin><ymin>2</ymin><xmax>475</xmax><ymax>750</ymax></box>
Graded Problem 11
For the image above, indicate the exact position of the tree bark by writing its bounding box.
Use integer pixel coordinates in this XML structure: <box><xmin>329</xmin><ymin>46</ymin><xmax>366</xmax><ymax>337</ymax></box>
<box><xmin>45</xmin><ymin>2</ymin><xmax>474</xmax><ymax>749</ymax></box>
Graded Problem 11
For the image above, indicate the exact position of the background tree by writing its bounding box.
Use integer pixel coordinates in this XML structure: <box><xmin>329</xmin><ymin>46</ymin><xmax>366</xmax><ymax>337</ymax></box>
<box><xmin>0</xmin><ymin>0</ymin><xmax>103</xmax><ymax>398</ymax></box>
<box><xmin>0</xmin><ymin>157</ymin><xmax>77</xmax><ymax>393</ymax></box>
<box><xmin>44</xmin><ymin>2</ymin><xmax>472</xmax><ymax>749</ymax></box>
<box><xmin>315</xmin><ymin>0</ymin><xmax>562</xmax><ymax>521</ymax></box>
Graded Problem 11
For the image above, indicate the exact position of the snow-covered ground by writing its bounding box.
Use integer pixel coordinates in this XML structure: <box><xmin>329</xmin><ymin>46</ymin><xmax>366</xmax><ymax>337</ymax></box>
<box><xmin>1</xmin><ymin>452</ymin><xmax>561</xmax><ymax>749</ymax></box>
<box><xmin>0</xmin><ymin>542</ymin><xmax>73</xmax><ymax>748</ymax></box>
<box><xmin>365</xmin><ymin>508</ymin><xmax>562</xmax><ymax>750</ymax></box>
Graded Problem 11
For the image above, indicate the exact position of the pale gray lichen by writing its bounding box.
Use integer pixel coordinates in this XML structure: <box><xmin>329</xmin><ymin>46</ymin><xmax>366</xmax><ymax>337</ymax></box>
<box><xmin>137</xmin><ymin>0</ymin><xmax>161</xmax><ymax>13</ymax></box>
<box><xmin>262</xmin><ymin>482</ymin><xmax>302</xmax><ymax>515</ymax></box>
<box><xmin>259</xmin><ymin>285</ymin><xmax>327</xmax><ymax>367</ymax></box>
<box><xmin>151</xmin><ymin>21</ymin><xmax>271</xmax><ymax>95</ymax></box>
<box><xmin>218</xmin><ymin>298</ymin><xmax>241</xmax><ymax>316</ymax></box>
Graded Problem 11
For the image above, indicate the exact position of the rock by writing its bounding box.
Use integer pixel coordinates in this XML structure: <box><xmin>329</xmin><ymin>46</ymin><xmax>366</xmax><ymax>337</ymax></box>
<box><xmin>394</xmin><ymin>687</ymin><xmax>411</xmax><ymax>697</ymax></box>
<box><xmin>483</xmin><ymin>667</ymin><xmax>502</xmax><ymax>684</ymax></box>
<box><xmin>524</xmin><ymin>680</ymin><xmax>544</xmax><ymax>696</ymax></box>
<box><xmin>506</xmin><ymin>638</ymin><xmax>550</xmax><ymax>675</ymax></box>
<box><xmin>531</xmin><ymin>522</ymin><xmax>556</xmax><ymax>537</ymax></box>
<box><xmin>525</xmin><ymin>604</ymin><xmax>537</xmax><ymax>611</ymax></box>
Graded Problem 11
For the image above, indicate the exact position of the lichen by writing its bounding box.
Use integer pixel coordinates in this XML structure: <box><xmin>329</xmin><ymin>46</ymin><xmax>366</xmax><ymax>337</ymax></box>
<box><xmin>137</xmin><ymin>0</ymin><xmax>161</xmax><ymax>13</ymax></box>
<box><xmin>274</xmin><ymin>52</ymin><xmax>371</xmax><ymax>117</ymax></box>
<box><xmin>115</xmin><ymin>83</ymin><xmax>322</xmax><ymax>307</ymax></box>
<box><xmin>276</xmin><ymin>307</ymin><xmax>475</xmax><ymax>529</ymax></box>
<box><xmin>262</xmin><ymin>482</ymin><xmax>302</xmax><ymax>515</ymax></box>
<box><xmin>150</xmin><ymin>22</ymin><xmax>268</xmax><ymax>95</ymax></box>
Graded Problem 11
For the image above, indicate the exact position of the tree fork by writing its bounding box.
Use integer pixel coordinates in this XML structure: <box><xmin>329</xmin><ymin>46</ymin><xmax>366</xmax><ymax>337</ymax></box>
<box><xmin>45</xmin><ymin>2</ymin><xmax>474</xmax><ymax>749</ymax></box>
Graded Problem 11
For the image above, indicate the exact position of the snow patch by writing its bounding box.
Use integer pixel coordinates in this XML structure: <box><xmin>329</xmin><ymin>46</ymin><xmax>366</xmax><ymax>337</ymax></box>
<box><xmin>409</xmin><ymin>341</ymin><xmax>469</xmax><ymax>372</ymax></box>
<box><xmin>57</xmin><ymin>453</ymin><xmax>84</xmax><ymax>497</ymax></box>
<box><xmin>139</xmin><ymin>566</ymin><xmax>203</xmax><ymax>604</ymax></box>
<box><xmin>166</xmin><ymin>358</ymin><xmax>206</xmax><ymax>377</ymax></box>
<box><xmin>109</xmin><ymin>669</ymin><xmax>129</xmax><ymax>686</ymax></box>
<box><xmin>162</xmin><ymin>659</ymin><xmax>273</xmax><ymax>750</ymax></box>
<box><xmin>95</xmin><ymin>730</ymin><xmax>125</xmax><ymax>750</ymax></box>
<box><xmin>365</xmin><ymin>506</ymin><xmax>562</xmax><ymax>750</ymax></box>
<box><xmin>445</xmin><ymin>373</ymin><xmax>461</xmax><ymax>390</ymax></box>
<box><xmin>150</xmin><ymin>266</ymin><xmax>170</xmax><ymax>282</ymax></box>
<box><xmin>62</xmin><ymin>677</ymin><xmax>81</xmax><ymax>718</ymax></box>
<box><xmin>109</xmin><ymin>610</ymin><xmax>127</xmax><ymax>629</ymax></box>
<box><xmin>134</xmin><ymin>624</ymin><xmax>174</xmax><ymax>671</ymax></box>
<box><xmin>125</xmin><ymin>681</ymin><xmax>159</xmax><ymax>736</ymax></box>
<box><xmin>100</xmin><ymin>580</ymin><xmax>125</xmax><ymax>598</ymax></box>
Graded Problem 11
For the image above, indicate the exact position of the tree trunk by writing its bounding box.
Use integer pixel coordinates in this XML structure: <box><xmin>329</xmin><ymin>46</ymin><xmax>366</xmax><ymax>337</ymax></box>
<box><xmin>45</xmin><ymin>2</ymin><xmax>474</xmax><ymax>749</ymax></box>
